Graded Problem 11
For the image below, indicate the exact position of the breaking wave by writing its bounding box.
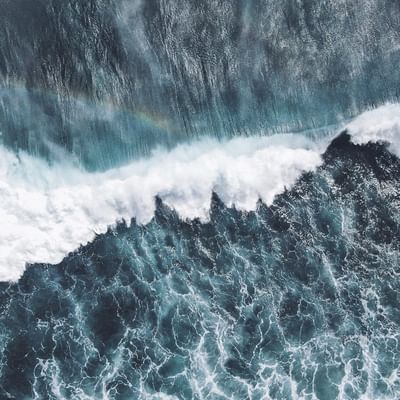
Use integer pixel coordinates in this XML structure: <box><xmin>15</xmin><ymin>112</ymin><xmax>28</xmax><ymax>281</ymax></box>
<box><xmin>1</xmin><ymin>102</ymin><xmax>400</xmax><ymax>399</ymax></box>
<box><xmin>346</xmin><ymin>103</ymin><xmax>400</xmax><ymax>157</ymax></box>
<box><xmin>0</xmin><ymin>134</ymin><xmax>323</xmax><ymax>281</ymax></box>
<box><xmin>0</xmin><ymin>103</ymin><xmax>398</xmax><ymax>281</ymax></box>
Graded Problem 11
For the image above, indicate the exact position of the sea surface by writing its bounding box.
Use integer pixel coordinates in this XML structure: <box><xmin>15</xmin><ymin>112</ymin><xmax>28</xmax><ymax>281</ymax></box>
<box><xmin>0</xmin><ymin>1</ymin><xmax>400</xmax><ymax>399</ymax></box>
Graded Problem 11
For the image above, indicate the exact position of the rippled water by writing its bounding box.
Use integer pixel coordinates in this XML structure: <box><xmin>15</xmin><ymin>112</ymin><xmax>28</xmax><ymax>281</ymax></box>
<box><xmin>1</xmin><ymin>0</ymin><xmax>400</xmax><ymax>168</ymax></box>
<box><xmin>1</xmin><ymin>1</ymin><xmax>400</xmax><ymax>399</ymax></box>
<box><xmin>0</xmin><ymin>134</ymin><xmax>399</xmax><ymax>399</ymax></box>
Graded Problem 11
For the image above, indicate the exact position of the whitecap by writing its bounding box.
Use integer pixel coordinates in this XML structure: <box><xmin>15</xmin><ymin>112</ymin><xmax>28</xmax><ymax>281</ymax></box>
<box><xmin>346</xmin><ymin>103</ymin><xmax>400</xmax><ymax>157</ymax></box>
<box><xmin>0</xmin><ymin>134</ymin><xmax>322</xmax><ymax>281</ymax></box>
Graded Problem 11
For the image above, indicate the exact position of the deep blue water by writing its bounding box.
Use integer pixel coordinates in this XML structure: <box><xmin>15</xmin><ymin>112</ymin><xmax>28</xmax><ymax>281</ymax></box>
<box><xmin>0</xmin><ymin>134</ymin><xmax>399</xmax><ymax>399</ymax></box>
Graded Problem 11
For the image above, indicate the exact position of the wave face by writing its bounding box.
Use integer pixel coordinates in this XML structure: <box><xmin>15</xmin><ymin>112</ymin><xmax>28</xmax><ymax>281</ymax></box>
<box><xmin>0</xmin><ymin>129</ymin><xmax>400</xmax><ymax>399</ymax></box>
<box><xmin>1</xmin><ymin>0</ymin><xmax>400</xmax><ymax>168</ymax></box>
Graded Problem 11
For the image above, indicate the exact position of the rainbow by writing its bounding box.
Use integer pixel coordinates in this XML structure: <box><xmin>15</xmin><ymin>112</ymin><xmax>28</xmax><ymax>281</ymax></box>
<box><xmin>0</xmin><ymin>79</ymin><xmax>174</xmax><ymax>134</ymax></box>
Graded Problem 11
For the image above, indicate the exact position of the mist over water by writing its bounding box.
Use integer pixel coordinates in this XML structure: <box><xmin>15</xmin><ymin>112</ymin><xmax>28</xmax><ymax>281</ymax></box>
<box><xmin>0</xmin><ymin>1</ymin><xmax>400</xmax><ymax>399</ymax></box>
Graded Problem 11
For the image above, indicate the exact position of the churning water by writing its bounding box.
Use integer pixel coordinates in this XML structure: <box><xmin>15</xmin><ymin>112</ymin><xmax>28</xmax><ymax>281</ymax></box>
<box><xmin>1</xmin><ymin>1</ymin><xmax>400</xmax><ymax>399</ymax></box>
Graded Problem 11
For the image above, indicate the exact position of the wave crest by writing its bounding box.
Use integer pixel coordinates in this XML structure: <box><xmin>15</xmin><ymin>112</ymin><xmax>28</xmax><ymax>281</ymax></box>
<box><xmin>346</xmin><ymin>103</ymin><xmax>400</xmax><ymax>156</ymax></box>
<box><xmin>0</xmin><ymin>134</ymin><xmax>321</xmax><ymax>281</ymax></box>
<box><xmin>1</xmin><ymin>103</ymin><xmax>399</xmax><ymax>281</ymax></box>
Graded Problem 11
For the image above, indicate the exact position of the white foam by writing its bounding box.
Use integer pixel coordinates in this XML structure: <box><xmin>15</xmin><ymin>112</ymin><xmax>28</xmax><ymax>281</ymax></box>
<box><xmin>3</xmin><ymin>103</ymin><xmax>400</xmax><ymax>282</ymax></box>
<box><xmin>346</xmin><ymin>103</ymin><xmax>400</xmax><ymax>156</ymax></box>
<box><xmin>0</xmin><ymin>134</ymin><xmax>322</xmax><ymax>281</ymax></box>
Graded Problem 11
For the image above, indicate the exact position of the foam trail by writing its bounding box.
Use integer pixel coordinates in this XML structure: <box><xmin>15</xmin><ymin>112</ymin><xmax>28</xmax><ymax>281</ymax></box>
<box><xmin>0</xmin><ymin>134</ymin><xmax>322</xmax><ymax>281</ymax></box>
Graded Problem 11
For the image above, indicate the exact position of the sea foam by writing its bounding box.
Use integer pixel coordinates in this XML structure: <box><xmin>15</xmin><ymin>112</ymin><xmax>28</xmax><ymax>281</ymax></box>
<box><xmin>0</xmin><ymin>103</ymin><xmax>399</xmax><ymax>281</ymax></box>
<box><xmin>346</xmin><ymin>103</ymin><xmax>400</xmax><ymax>157</ymax></box>
<box><xmin>0</xmin><ymin>134</ymin><xmax>322</xmax><ymax>281</ymax></box>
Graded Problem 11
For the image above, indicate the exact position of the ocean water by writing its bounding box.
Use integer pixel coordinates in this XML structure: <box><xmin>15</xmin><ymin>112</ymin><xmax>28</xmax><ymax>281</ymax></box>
<box><xmin>0</xmin><ymin>1</ymin><xmax>400</xmax><ymax>399</ymax></box>
<box><xmin>0</xmin><ymin>106</ymin><xmax>399</xmax><ymax>399</ymax></box>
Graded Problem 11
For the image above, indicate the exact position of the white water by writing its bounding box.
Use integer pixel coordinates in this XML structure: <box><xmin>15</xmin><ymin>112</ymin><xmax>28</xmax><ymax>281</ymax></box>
<box><xmin>346</xmin><ymin>103</ymin><xmax>400</xmax><ymax>157</ymax></box>
<box><xmin>0</xmin><ymin>103</ymin><xmax>399</xmax><ymax>281</ymax></box>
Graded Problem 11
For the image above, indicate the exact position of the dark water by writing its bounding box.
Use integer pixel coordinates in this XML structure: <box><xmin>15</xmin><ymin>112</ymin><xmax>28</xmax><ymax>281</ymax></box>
<box><xmin>0</xmin><ymin>134</ymin><xmax>399</xmax><ymax>399</ymax></box>
<box><xmin>1</xmin><ymin>0</ymin><xmax>400</xmax><ymax>168</ymax></box>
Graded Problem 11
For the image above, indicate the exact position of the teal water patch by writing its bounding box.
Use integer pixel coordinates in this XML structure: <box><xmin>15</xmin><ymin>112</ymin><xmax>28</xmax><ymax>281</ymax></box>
<box><xmin>1</xmin><ymin>0</ymin><xmax>400</xmax><ymax>167</ymax></box>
